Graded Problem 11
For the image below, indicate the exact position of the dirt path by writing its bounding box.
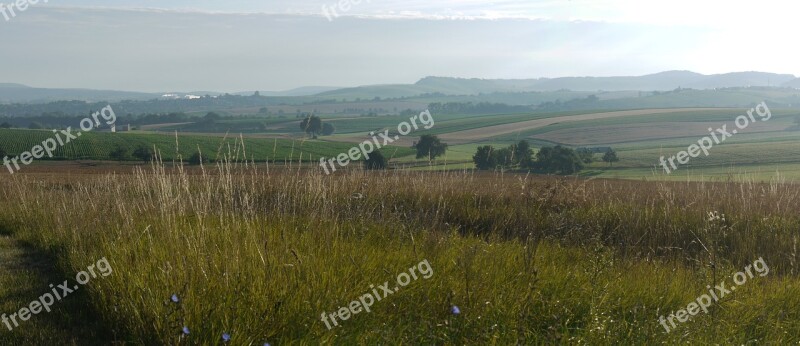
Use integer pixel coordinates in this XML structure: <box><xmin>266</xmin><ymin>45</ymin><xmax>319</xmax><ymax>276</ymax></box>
<box><xmin>0</xmin><ymin>224</ymin><xmax>113</xmax><ymax>344</ymax></box>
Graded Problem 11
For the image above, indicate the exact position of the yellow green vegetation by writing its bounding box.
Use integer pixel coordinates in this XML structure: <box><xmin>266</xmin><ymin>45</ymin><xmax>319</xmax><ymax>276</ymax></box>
<box><xmin>0</xmin><ymin>160</ymin><xmax>799</xmax><ymax>343</ymax></box>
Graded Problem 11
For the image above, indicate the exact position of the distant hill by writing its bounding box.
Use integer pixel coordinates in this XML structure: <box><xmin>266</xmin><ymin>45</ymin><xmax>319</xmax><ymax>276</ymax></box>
<box><xmin>783</xmin><ymin>78</ymin><xmax>800</xmax><ymax>88</ymax></box>
<box><xmin>0</xmin><ymin>83</ymin><xmax>30</xmax><ymax>89</ymax></box>
<box><xmin>685</xmin><ymin>72</ymin><xmax>796</xmax><ymax>89</ymax></box>
<box><xmin>0</xmin><ymin>84</ymin><xmax>159</xmax><ymax>103</ymax></box>
<box><xmin>313</xmin><ymin>71</ymin><xmax>797</xmax><ymax>100</ymax></box>
<box><xmin>231</xmin><ymin>86</ymin><xmax>343</xmax><ymax>97</ymax></box>
<box><xmin>263</xmin><ymin>86</ymin><xmax>343</xmax><ymax>97</ymax></box>
<box><xmin>2</xmin><ymin>71</ymin><xmax>797</xmax><ymax>104</ymax></box>
<box><xmin>0</xmin><ymin>84</ymin><xmax>343</xmax><ymax>104</ymax></box>
<box><xmin>418</xmin><ymin>71</ymin><xmax>796</xmax><ymax>93</ymax></box>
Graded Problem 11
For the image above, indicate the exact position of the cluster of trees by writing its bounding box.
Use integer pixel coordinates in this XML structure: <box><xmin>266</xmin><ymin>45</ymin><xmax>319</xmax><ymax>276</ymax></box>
<box><xmin>0</xmin><ymin>140</ymin><xmax>216</xmax><ymax>166</ymax></box>
<box><xmin>123</xmin><ymin>147</ymin><xmax>214</xmax><ymax>166</ymax></box>
<box><xmin>110</xmin><ymin>145</ymin><xmax>214</xmax><ymax>166</ymax></box>
<box><xmin>362</xmin><ymin>135</ymin><xmax>449</xmax><ymax>172</ymax></box>
<box><xmin>473</xmin><ymin>141</ymin><xmax>619</xmax><ymax>174</ymax></box>
<box><xmin>107</xmin><ymin>145</ymin><xmax>156</xmax><ymax>162</ymax></box>
<box><xmin>133</xmin><ymin>112</ymin><xmax>194</xmax><ymax>125</ymax></box>
<box><xmin>536</xmin><ymin>95</ymin><xmax>600</xmax><ymax>111</ymax></box>
<box><xmin>473</xmin><ymin>141</ymin><xmax>533</xmax><ymax>170</ymax></box>
<box><xmin>0</xmin><ymin>112</ymin><xmax>207</xmax><ymax>130</ymax></box>
<box><xmin>428</xmin><ymin>102</ymin><xmax>532</xmax><ymax>115</ymax></box>
<box><xmin>299</xmin><ymin>115</ymin><xmax>336</xmax><ymax>138</ymax></box>
<box><xmin>532</xmin><ymin>146</ymin><xmax>587</xmax><ymax>174</ymax></box>
<box><xmin>0</xmin><ymin>93</ymin><xmax>305</xmax><ymax>118</ymax></box>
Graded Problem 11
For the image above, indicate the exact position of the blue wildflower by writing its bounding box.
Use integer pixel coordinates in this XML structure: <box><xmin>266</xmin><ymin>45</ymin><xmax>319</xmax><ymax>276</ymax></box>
<box><xmin>171</xmin><ymin>294</ymin><xmax>180</xmax><ymax>303</ymax></box>
<box><xmin>451</xmin><ymin>306</ymin><xmax>461</xmax><ymax>315</ymax></box>
<box><xmin>182</xmin><ymin>326</ymin><xmax>190</xmax><ymax>335</ymax></box>
<box><xmin>222</xmin><ymin>333</ymin><xmax>231</xmax><ymax>342</ymax></box>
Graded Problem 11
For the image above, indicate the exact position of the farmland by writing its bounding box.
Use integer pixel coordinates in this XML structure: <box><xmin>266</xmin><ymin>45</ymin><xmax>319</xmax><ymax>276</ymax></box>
<box><xmin>0</xmin><ymin>129</ymin><xmax>415</xmax><ymax>164</ymax></box>
<box><xmin>4</xmin><ymin>103</ymin><xmax>800</xmax><ymax>343</ymax></box>
<box><xmin>5</xmin><ymin>106</ymin><xmax>800</xmax><ymax>181</ymax></box>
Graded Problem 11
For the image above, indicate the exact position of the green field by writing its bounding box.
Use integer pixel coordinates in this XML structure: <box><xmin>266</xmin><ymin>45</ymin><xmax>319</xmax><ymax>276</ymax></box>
<box><xmin>5</xmin><ymin>106</ymin><xmax>800</xmax><ymax>182</ymax></box>
<box><xmin>0</xmin><ymin>129</ymin><xmax>415</xmax><ymax>163</ymax></box>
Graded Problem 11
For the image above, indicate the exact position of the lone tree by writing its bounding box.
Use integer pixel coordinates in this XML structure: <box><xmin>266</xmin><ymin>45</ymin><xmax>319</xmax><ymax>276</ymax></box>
<box><xmin>602</xmin><ymin>148</ymin><xmax>619</xmax><ymax>167</ymax></box>
<box><xmin>472</xmin><ymin>145</ymin><xmax>497</xmax><ymax>170</ymax></box>
<box><xmin>132</xmin><ymin>145</ymin><xmax>155</xmax><ymax>163</ymax></box>
<box><xmin>414</xmin><ymin>134</ymin><xmax>448</xmax><ymax>160</ymax></box>
<box><xmin>109</xmin><ymin>146</ymin><xmax>130</xmax><ymax>162</ymax></box>
<box><xmin>322</xmin><ymin>122</ymin><xmax>336</xmax><ymax>136</ymax></box>
<box><xmin>364</xmin><ymin>150</ymin><xmax>388</xmax><ymax>170</ymax></box>
<box><xmin>300</xmin><ymin>115</ymin><xmax>323</xmax><ymax>138</ymax></box>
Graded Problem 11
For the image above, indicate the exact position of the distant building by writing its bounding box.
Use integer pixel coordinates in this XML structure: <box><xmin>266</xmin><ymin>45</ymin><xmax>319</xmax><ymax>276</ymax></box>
<box><xmin>107</xmin><ymin>124</ymin><xmax>131</xmax><ymax>133</ymax></box>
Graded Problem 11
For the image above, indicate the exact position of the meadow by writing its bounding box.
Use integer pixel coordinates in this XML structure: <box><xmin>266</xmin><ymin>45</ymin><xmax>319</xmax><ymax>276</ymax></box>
<box><xmin>1</xmin><ymin>157</ymin><xmax>800</xmax><ymax>344</ymax></box>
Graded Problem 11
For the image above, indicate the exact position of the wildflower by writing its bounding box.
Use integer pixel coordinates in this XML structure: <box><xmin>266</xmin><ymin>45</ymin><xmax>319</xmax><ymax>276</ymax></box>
<box><xmin>451</xmin><ymin>306</ymin><xmax>461</xmax><ymax>315</ymax></box>
<box><xmin>171</xmin><ymin>294</ymin><xmax>180</xmax><ymax>303</ymax></box>
<box><xmin>182</xmin><ymin>326</ymin><xmax>190</xmax><ymax>335</ymax></box>
<box><xmin>222</xmin><ymin>333</ymin><xmax>231</xmax><ymax>342</ymax></box>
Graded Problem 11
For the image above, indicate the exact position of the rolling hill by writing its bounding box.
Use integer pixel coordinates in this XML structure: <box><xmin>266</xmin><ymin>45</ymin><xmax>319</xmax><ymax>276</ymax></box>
<box><xmin>4</xmin><ymin>71</ymin><xmax>798</xmax><ymax>104</ymax></box>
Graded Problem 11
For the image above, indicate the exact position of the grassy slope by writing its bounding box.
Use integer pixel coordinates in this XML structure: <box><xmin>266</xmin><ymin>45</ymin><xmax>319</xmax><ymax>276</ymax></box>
<box><xmin>1</xmin><ymin>168</ymin><xmax>800</xmax><ymax>343</ymax></box>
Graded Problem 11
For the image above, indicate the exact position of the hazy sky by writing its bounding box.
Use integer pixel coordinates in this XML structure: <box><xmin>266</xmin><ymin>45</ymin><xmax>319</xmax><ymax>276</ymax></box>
<box><xmin>0</xmin><ymin>0</ymin><xmax>797</xmax><ymax>92</ymax></box>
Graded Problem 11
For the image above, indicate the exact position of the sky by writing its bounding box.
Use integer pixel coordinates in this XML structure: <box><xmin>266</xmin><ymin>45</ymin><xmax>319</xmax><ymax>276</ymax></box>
<box><xmin>0</xmin><ymin>0</ymin><xmax>797</xmax><ymax>92</ymax></box>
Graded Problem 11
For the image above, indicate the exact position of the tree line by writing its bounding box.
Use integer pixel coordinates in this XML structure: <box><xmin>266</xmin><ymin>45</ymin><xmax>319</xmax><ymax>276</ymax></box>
<box><xmin>473</xmin><ymin>141</ymin><xmax>618</xmax><ymax>174</ymax></box>
<box><xmin>428</xmin><ymin>102</ymin><xmax>533</xmax><ymax>115</ymax></box>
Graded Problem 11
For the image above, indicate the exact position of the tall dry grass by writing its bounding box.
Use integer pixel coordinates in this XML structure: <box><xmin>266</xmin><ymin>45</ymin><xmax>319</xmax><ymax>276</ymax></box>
<box><xmin>1</xmin><ymin>156</ymin><xmax>799</xmax><ymax>343</ymax></box>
